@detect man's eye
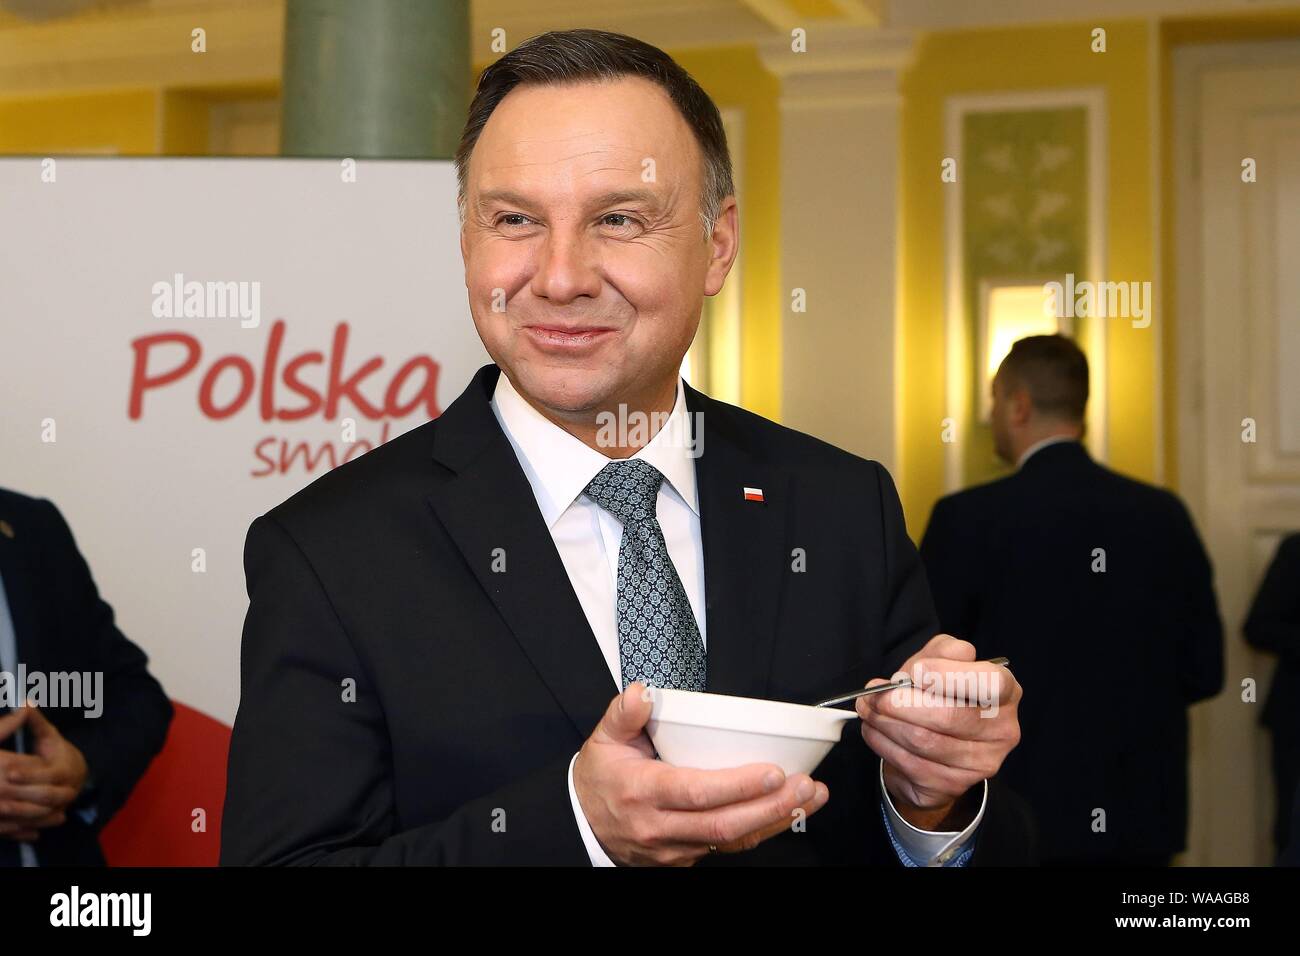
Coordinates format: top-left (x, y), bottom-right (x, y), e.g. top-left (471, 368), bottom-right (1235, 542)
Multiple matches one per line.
top-left (498, 214), bottom-right (531, 228)
top-left (601, 213), bottom-right (640, 231)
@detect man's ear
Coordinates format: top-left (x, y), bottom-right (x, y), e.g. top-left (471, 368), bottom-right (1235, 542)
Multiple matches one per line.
top-left (1011, 387), bottom-right (1034, 425)
top-left (703, 196), bottom-right (739, 297)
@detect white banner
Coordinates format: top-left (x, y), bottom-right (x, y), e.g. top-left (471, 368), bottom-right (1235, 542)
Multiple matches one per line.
top-left (0, 158), bottom-right (490, 726)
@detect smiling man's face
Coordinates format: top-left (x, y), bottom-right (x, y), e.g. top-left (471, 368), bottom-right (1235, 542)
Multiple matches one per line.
top-left (460, 75), bottom-right (737, 426)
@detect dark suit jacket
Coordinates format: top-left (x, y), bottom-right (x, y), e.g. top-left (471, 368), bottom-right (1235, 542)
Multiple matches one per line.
top-left (0, 489), bottom-right (173, 866)
top-left (919, 441), bottom-right (1224, 863)
top-left (1281, 782), bottom-right (1300, 867)
top-left (1246, 533), bottom-right (1300, 853)
top-left (220, 364), bottom-right (1035, 866)
top-left (1245, 533), bottom-right (1300, 738)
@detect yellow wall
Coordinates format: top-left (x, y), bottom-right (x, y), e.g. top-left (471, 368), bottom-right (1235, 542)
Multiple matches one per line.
top-left (0, 90), bottom-right (158, 155)
top-left (898, 21), bottom-right (1157, 532)
top-left (671, 46), bottom-right (782, 421)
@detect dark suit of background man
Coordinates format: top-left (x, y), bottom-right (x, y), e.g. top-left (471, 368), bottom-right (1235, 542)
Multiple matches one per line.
top-left (0, 488), bottom-right (173, 866)
top-left (920, 334), bottom-right (1224, 866)
top-left (222, 29), bottom-right (1035, 867)
top-left (1245, 533), bottom-right (1300, 860)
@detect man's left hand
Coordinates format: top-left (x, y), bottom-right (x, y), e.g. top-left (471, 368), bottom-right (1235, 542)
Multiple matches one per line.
top-left (857, 635), bottom-right (1021, 831)
top-left (0, 705), bottom-right (88, 841)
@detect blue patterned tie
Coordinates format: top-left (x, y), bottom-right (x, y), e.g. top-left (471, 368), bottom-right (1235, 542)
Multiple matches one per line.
top-left (584, 459), bottom-right (706, 691)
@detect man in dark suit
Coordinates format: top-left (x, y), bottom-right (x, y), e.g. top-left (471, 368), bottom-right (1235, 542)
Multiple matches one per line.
top-left (920, 334), bottom-right (1224, 865)
top-left (0, 488), bottom-right (173, 866)
top-left (221, 29), bottom-right (1033, 867)
top-left (1245, 533), bottom-right (1300, 859)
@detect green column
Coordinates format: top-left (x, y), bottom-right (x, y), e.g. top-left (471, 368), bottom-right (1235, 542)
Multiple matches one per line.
top-left (280, 0), bottom-right (469, 158)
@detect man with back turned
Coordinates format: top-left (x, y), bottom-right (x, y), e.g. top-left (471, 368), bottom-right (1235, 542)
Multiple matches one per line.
top-left (920, 334), bottom-right (1224, 865)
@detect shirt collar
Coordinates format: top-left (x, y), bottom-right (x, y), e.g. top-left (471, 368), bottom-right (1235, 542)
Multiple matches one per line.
top-left (489, 370), bottom-right (699, 529)
top-left (1016, 434), bottom-right (1079, 470)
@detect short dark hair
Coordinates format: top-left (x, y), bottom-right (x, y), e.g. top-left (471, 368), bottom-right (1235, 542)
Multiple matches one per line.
top-left (996, 334), bottom-right (1089, 422)
top-left (453, 28), bottom-right (734, 240)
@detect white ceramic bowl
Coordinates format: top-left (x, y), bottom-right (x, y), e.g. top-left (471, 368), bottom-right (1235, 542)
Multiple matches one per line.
top-left (645, 687), bottom-right (860, 776)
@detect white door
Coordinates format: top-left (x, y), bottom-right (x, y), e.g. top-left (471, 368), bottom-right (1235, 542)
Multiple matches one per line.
top-left (1176, 41), bottom-right (1300, 865)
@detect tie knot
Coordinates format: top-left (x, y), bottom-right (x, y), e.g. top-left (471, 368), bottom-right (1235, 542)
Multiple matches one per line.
top-left (584, 458), bottom-right (664, 524)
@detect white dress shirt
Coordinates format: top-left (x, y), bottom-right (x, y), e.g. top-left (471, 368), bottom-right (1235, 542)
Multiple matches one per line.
top-left (489, 370), bottom-right (983, 865)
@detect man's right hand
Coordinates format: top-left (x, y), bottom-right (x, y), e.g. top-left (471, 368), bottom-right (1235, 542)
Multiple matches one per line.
top-left (572, 682), bottom-right (830, 866)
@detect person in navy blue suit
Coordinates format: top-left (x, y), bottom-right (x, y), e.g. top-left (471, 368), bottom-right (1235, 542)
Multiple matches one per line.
top-left (0, 488), bottom-right (172, 866)
top-left (920, 335), bottom-right (1224, 866)
top-left (1245, 532), bottom-right (1300, 861)
top-left (221, 29), bottom-right (1035, 867)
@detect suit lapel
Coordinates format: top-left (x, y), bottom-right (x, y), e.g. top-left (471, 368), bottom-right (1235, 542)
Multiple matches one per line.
top-left (423, 366), bottom-right (793, 740)
top-left (688, 385), bottom-right (790, 700)
top-left (424, 365), bottom-right (616, 739)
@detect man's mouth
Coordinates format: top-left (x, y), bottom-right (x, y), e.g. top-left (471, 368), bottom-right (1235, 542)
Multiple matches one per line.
top-left (522, 324), bottom-right (617, 353)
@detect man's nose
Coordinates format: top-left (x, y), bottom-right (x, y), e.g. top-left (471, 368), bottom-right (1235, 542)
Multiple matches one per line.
top-left (529, 227), bottom-right (602, 303)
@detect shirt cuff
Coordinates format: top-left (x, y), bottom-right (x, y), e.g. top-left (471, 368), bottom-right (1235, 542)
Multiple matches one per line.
top-left (878, 758), bottom-right (986, 867)
top-left (567, 750), bottom-right (617, 867)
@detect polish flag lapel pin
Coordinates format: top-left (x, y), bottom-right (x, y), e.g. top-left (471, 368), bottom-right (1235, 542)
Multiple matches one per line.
top-left (743, 486), bottom-right (764, 503)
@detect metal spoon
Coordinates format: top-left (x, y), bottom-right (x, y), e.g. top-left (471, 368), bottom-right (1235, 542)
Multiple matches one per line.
top-left (812, 657), bottom-right (1011, 708)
